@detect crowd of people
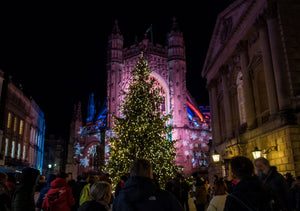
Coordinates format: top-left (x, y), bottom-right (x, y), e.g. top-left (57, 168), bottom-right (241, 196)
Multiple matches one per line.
top-left (0, 156), bottom-right (299, 211)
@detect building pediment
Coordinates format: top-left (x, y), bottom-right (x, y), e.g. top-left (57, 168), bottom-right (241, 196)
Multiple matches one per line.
top-left (202, 0), bottom-right (260, 78)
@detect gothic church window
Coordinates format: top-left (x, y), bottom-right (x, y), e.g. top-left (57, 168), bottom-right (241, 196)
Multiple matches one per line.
top-left (149, 75), bottom-right (166, 113)
top-left (236, 72), bottom-right (246, 125)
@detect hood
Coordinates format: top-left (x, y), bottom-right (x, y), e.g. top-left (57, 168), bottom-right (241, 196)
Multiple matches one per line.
top-left (118, 176), bottom-right (157, 203)
top-left (50, 177), bottom-right (67, 188)
top-left (20, 167), bottom-right (40, 186)
top-left (46, 174), bottom-right (56, 187)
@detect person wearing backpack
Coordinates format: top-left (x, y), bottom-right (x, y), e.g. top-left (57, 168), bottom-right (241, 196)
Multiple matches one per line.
top-left (42, 171), bottom-right (75, 211)
top-left (36, 173), bottom-right (56, 210)
top-left (112, 158), bottom-right (184, 211)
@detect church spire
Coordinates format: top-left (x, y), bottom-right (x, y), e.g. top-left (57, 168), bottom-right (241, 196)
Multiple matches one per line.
top-left (112, 19), bottom-right (121, 34)
top-left (170, 17), bottom-right (180, 32)
top-left (87, 92), bottom-right (95, 122)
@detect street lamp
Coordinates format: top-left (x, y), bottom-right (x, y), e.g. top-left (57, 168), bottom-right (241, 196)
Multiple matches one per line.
top-left (252, 147), bottom-right (262, 159)
top-left (212, 150), bottom-right (220, 163)
top-left (252, 145), bottom-right (278, 159)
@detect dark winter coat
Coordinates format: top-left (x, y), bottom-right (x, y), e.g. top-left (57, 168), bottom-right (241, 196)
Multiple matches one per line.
top-left (36, 174), bottom-right (56, 209)
top-left (114, 180), bottom-right (126, 198)
top-left (192, 182), bottom-right (207, 205)
top-left (290, 181), bottom-right (300, 211)
top-left (78, 200), bottom-right (109, 211)
top-left (224, 175), bottom-right (273, 211)
top-left (11, 167), bottom-right (40, 211)
top-left (72, 180), bottom-right (88, 208)
top-left (112, 176), bottom-right (184, 211)
top-left (0, 182), bottom-right (10, 211)
top-left (260, 166), bottom-right (290, 211)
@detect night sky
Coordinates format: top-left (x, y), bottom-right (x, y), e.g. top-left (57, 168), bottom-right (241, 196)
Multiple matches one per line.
top-left (0, 1), bottom-right (235, 138)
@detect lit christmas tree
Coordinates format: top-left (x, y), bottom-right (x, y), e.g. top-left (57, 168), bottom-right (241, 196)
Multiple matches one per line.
top-left (105, 53), bottom-right (181, 189)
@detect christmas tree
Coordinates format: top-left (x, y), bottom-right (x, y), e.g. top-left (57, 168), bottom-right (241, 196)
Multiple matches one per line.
top-left (105, 53), bottom-right (181, 189)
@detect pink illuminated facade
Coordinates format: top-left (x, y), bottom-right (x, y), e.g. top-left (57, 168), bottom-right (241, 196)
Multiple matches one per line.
top-left (67, 18), bottom-right (211, 178)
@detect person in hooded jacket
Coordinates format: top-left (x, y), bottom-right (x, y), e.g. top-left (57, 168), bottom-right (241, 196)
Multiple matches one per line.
top-left (112, 158), bottom-right (184, 211)
top-left (11, 167), bottom-right (40, 211)
top-left (42, 171), bottom-right (75, 211)
top-left (36, 173), bottom-right (56, 210)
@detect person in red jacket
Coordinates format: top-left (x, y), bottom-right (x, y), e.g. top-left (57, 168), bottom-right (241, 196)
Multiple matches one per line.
top-left (42, 172), bottom-right (75, 211)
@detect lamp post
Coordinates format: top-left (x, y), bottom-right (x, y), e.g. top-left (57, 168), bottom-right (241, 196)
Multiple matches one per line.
top-left (252, 147), bottom-right (262, 159)
top-left (212, 150), bottom-right (220, 163)
top-left (211, 150), bottom-right (224, 181)
top-left (252, 145), bottom-right (278, 159)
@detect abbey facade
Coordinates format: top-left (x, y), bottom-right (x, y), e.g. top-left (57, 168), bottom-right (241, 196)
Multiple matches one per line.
top-left (66, 18), bottom-right (211, 178)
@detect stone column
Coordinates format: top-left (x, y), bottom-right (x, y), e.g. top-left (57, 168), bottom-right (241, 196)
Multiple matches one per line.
top-left (220, 65), bottom-right (233, 138)
top-left (208, 80), bottom-right (221, 145)
top-left (236, 40), bottom-right (257, 129)
top-left (0, 70), bottom-right (4, 100)
top-left (266, 3), bottom-right (291, 112)
top-left (256, 16), bottom-right (279, 116)
top-left (0, 70), bottom-right (4, 160)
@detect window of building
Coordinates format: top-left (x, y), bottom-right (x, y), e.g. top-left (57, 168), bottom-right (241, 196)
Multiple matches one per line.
top-left (11, 141), bottom-right (15, 158)
top-left (5, 138), bottom-right (9, 156)
top-left (19, 120), bottom-right (24, 135)
top-left (236, 72), bottom-right (246, 124)
top-left (17, 143), bottom-right (21, 159)
top-left (22, 145), bottom-right (26, 160)
top-left (13, 117), bottom-right (18, 132)
top-left (7, 112), bottom-right (12, 128)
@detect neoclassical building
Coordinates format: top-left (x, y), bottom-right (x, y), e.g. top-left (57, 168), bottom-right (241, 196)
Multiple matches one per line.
top-left (202, 0), bottom-right (300, 180)
top-left (67, 18), bottom-right (212, 178)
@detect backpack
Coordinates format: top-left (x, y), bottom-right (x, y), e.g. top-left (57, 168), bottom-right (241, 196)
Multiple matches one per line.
top-left (42, 186), bottom-right (68, 211)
